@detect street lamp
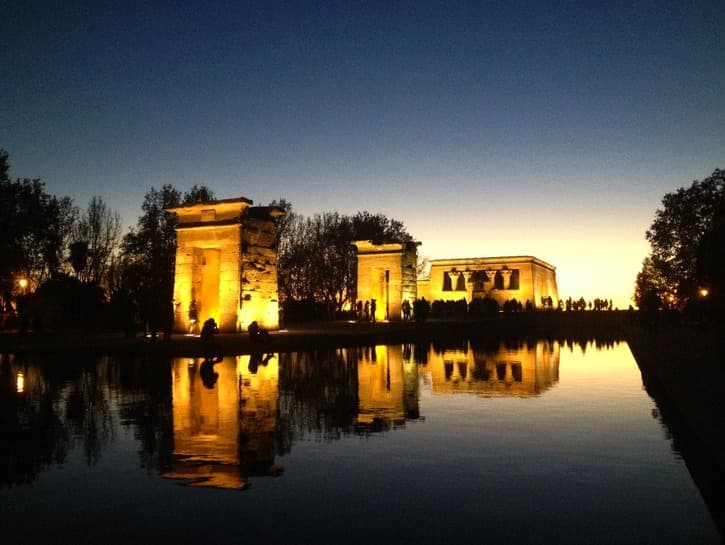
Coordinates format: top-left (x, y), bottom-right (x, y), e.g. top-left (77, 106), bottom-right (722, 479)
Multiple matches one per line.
top-left (18, 278), bottom-right (28, 293)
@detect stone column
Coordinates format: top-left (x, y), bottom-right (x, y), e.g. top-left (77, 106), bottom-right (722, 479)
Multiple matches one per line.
top-left (448, 270), bottom-right (461, 292)
top-left (501, 268), bottom-right (512, 290)
top-left (463, 270), bottom-right (474, 301)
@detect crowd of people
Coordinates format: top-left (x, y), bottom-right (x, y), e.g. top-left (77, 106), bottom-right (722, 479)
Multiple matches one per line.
top-left (355, 299), bottom-right (378, 321)
top-left (353, 298), bottom-right (416, 322)
top-left (560, 297), bottom-right (615, 312)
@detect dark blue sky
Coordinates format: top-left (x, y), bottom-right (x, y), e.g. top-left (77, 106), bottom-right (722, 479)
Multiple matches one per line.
top-left (2, 1), bottom-right (724, 305)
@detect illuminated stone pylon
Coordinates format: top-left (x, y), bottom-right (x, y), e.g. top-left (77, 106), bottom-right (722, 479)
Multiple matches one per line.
top-left (167, 198), bottom-right (283, 333)
top-left (353, 241), bottom-right (419, 321)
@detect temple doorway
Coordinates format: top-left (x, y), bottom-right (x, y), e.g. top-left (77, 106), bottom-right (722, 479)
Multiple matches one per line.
top-left (197, 248), bottom-right (220, 324)
top-left (373, 269), bottom-right (390, 321)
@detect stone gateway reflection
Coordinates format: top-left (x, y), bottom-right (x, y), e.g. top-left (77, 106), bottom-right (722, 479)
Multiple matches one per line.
top-left (164, 355), bottom-right (281, 489)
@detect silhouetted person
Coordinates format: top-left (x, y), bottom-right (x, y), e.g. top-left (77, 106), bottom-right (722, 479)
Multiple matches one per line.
top-left (370, 299), bottom-right (377, 322)
top-left (248, 320), bottom-right (268, 343)
top-left (364, 300), bottom-right (370, 321)
top-left (402, 299), bottom-right (411, 321)
top-left (200, 317), bottom-right (219, 358)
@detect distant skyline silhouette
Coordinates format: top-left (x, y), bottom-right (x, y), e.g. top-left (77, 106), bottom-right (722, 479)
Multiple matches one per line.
top-left (2, 1), bottom-right (723, 308)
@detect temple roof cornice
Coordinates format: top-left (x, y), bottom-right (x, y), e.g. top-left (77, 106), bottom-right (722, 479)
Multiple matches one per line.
top-left (430, 255), bottom-right (556, 271)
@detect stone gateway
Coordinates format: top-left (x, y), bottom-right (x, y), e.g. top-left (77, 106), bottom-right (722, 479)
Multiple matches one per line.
top-left (353, 241), bottom-right (420, 321)
top-left (167, 198), bottom-right (283, 333)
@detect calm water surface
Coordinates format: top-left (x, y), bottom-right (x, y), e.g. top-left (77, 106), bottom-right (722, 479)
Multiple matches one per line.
top-left (0, 339), bottom-right (719, 544)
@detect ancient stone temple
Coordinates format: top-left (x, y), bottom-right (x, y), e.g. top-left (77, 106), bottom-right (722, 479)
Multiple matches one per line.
top-left (167, 198), bottom-right (283, 333)
top-left (353, 241), bottom-right (419, 321)
top-left (417, 255), bottom-right (559, 309)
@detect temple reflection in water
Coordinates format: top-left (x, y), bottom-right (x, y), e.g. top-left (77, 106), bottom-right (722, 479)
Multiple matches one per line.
top-left (355, 345), bottom-right (419, 431)
top-left (164, 354), bottom-right (281, 489)
top-left (422, 339), bottom-right (560, 397)
top-left (161, 340), bottom-right (558, 488)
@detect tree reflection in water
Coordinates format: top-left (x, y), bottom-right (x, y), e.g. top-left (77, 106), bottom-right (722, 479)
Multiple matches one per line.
top-left (277, 349), bottom-right (358, 447)
top-left (0, 352), bottom-right (174, 487)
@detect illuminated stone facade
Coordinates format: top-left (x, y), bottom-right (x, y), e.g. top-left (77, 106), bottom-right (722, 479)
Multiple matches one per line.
top-left (417, 255), bottom-right (559, 309)
top-left (353, 241), bottom-right (419, 321)
top-left (168, 198), bottom-right (283, 333)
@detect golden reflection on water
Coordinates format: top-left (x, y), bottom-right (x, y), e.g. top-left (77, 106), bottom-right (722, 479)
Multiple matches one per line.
top-left (422, 340), bottom-right (560, 397)
top-left (355, 345), bottom-right (419, 430)
top-left (164, 354), bottom-right (281, 489)
top-left (163, 341), bottom-right (559, 488)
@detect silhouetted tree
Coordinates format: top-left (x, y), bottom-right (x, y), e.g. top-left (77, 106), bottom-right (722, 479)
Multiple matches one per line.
top-left (275, 204), bottom-right (413, 314)
top-left (121, 186), bottom-right (181, 335)
top-left (694, 199), bottom-right (725, 320)
top-left (183, 184), bottom-right (216, 204)
top-left (695, 216), bottom-right (725, 293)
top-left (634, 256), bottom-right (673, 309)
top-left (69, 241), bottom-right (90, 277)
top-left (635, 169), bottom-right (724, 308)
top-left (42, 196), bottom-right (77, 278)
top-left (269, 198), bottom-right (296, 248)
top-left (70, 196), bottom-right (121, 288)
top-left (0, 150), bottom-right (77, 311)
top-left (30, 274), bottom-right (108, 330)
top-left (120, 185), bottom-right (215, 335)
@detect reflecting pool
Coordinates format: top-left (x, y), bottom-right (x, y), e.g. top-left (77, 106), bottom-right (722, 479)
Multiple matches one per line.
top-left (0, 339), bottom-right (719, 544)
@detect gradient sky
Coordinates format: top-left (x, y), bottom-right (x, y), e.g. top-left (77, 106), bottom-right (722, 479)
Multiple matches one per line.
top-left (2, 1), bottom-right (724, 308)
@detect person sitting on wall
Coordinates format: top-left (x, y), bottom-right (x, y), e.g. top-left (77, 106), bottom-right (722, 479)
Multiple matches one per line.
top-left (248, 320), bottom-right (269, 343)
top-left (200, 317), bottom-right (219, 358)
